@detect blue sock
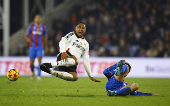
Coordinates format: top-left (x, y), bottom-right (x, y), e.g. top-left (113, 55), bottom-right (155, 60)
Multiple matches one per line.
top-left (115, 87), bottom-right (131, 96)
top-left (131, 91), bottom-right (152, 96)
top-left (30, 65), bottom-right (34, 73)
top-left (37, 65), bottom-right (41, 77)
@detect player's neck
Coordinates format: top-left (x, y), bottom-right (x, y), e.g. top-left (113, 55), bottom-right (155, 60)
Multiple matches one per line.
top-left (35, 23), bottom-right (41, 26)
top-left (114, 74), bottom-right (124, 82)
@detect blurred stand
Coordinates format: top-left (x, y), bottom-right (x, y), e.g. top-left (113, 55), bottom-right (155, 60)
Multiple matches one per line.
top-left (2, 0), bottom-right (170, 58)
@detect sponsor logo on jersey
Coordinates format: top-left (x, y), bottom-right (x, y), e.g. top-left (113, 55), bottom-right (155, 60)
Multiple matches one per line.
top-left (32, 31), bottom-right (42, 35)
top-left (72, 42), bottom-right (85, 51)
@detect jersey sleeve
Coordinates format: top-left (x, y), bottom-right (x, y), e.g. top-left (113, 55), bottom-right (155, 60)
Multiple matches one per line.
top-left (26, 25), bottom-right (32, 35)
top-left (103, 63), bottom-right (117, 79)
top-left (43, 26), bottom-right (47, 36)
top-left (59, 32), bottom-right (74, 53)
top-left (82, 43), bottom-right (93, 78)
top-left (82, 43), bottom-right (89, 58)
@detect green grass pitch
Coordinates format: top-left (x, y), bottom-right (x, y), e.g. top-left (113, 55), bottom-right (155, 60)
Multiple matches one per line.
top-left (0, 76), bottom-right (169, 106)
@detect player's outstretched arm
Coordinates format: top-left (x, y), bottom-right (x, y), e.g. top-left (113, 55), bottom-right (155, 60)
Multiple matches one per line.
top-left (90, 77), bottom-right (101, 82)
top-left (152, 94), bottom-right (161, 96)
top-left (82, 43), bottom-right (101, 82)
top-left (83, 57), bottom-right (101, 82)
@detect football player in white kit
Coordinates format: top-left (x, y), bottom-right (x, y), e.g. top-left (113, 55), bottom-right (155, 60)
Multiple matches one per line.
top-left (40, 22), bottom-right (100, 82)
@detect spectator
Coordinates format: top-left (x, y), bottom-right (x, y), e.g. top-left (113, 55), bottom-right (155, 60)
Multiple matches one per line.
top-left (164, 48), bottom-right (170, 57)
top-left (118, 39), bottom-right (129, 57)
top-left (137, 48), bottom-right (147, 57)
top-left (146, 45), bottom-right (158, 57)
top-left (16, 0), bottom-right (170, 57)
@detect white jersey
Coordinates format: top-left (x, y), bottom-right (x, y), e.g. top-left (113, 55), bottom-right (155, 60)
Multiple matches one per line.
top-left (59, 31), bottom-right (93, 78)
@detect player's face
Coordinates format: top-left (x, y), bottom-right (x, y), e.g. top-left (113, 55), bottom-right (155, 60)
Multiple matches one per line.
top-left (34, 15), bottom-right (42, 24)
top-left (75, 23), bottom-right (86, 38)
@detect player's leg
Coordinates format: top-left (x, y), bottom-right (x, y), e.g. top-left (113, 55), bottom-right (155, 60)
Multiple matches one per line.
top-left (69, 72), bottom-right (78, 81)
top-left (50, 70), bottom-right (78, 81)
top-left (40, 53), bottom-right (78, 81)
top-left (131, 91), bottom-right (153, 96)
top-left (51, 52), bottom-right (78, 67)
top-left (30, 59), bottom-right (35, 80)
top-left (29, 47), bottom-right (36, 80)
top-left (41, 65), bottom-right (77, 81)
top-left (130, 83), bottom-right (153, 96)
top-left (50, 58), bottom-right (77, 67)
top-left (37, 57), bottom-right (42, 81)
top-left (40, 55), bottom-right (77, 72)
top-left (107, 83), bottom-right (139, 96)
top-left (40, 53), bottom-right (77, 73)
top-left (36, 47), bottom-right (44, 81)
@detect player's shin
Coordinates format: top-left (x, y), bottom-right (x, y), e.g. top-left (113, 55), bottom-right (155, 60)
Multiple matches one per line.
top-left (108, 87), bottom-right (131, 96)
top-left (37, 65), bottom-right (41, 77)
top-left (51, 58), bottom-right (76, 67)
top-left (40, 63), bottom-right (52, 74)
top-left (30, 65), bottom-right (35, 73)
top-left (51, 70), bottom-right (73, 81)
top-left (116, 87), bottom-right (131, 96)
top-left (30, 65), bottom-right (35, 80)
top-left (131, 91), bottom-right (152, 96)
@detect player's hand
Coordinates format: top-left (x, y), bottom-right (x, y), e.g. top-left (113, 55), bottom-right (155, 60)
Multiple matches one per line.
top-left (61, 52), bottom-right (70, 62)
top-left (26, 38), bottom-right (30, 43)
top-left (90, 77), bottom-right (101, 82)
top-left (45, 46), bottom-right (48, 54)
top-left (152, 94), bottom-right (161, 96)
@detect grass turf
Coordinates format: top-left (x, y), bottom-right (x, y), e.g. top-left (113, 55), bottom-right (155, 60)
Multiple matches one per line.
top-left (0, 76), bottom-right (169, 106)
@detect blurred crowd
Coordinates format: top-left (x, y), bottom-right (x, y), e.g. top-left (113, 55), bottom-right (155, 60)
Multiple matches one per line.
top-left (16, 0), bottom-right (170, 57)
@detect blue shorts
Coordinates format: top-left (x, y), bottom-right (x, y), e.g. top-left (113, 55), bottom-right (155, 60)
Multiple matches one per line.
top-left (29, 47), bottom-right (44, 60)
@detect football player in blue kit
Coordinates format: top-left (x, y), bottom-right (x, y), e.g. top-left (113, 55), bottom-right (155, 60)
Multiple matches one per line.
top-left (103, 60), bottom-right (159, 96)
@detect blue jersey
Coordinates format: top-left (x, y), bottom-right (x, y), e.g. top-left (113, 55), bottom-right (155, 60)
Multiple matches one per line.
top-left (103, 63), bottom-right (124, 91)
top-left (26, 24), bottom-right (47, 47)
top-left (106, 75), bottom-right (124, 91)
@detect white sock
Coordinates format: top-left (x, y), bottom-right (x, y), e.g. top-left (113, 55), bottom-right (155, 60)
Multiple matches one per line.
top-left (51, 58), bottom-right (75, 67)
top-left (50, 69), bottom-right (73, 81)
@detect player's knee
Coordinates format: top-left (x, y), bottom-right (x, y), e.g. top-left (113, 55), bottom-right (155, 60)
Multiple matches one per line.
top-left (72, 77), bottom-right (78, 81)
top-left (30, 63), bottom-right (34, 66)
top-left (133, 83), bottom-right (139, 90)
top-left (75, 61), bottom-right (78, 65)
top-left (70, 56), bottom-right (78, 65)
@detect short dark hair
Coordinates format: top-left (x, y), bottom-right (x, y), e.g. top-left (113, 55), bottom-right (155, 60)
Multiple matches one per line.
top-left (35, 14), bottom-right (41, 18)
top-left (125, 62), bottom-right (131, 72)
top-left (76, 22), bottom-right (85, 26)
